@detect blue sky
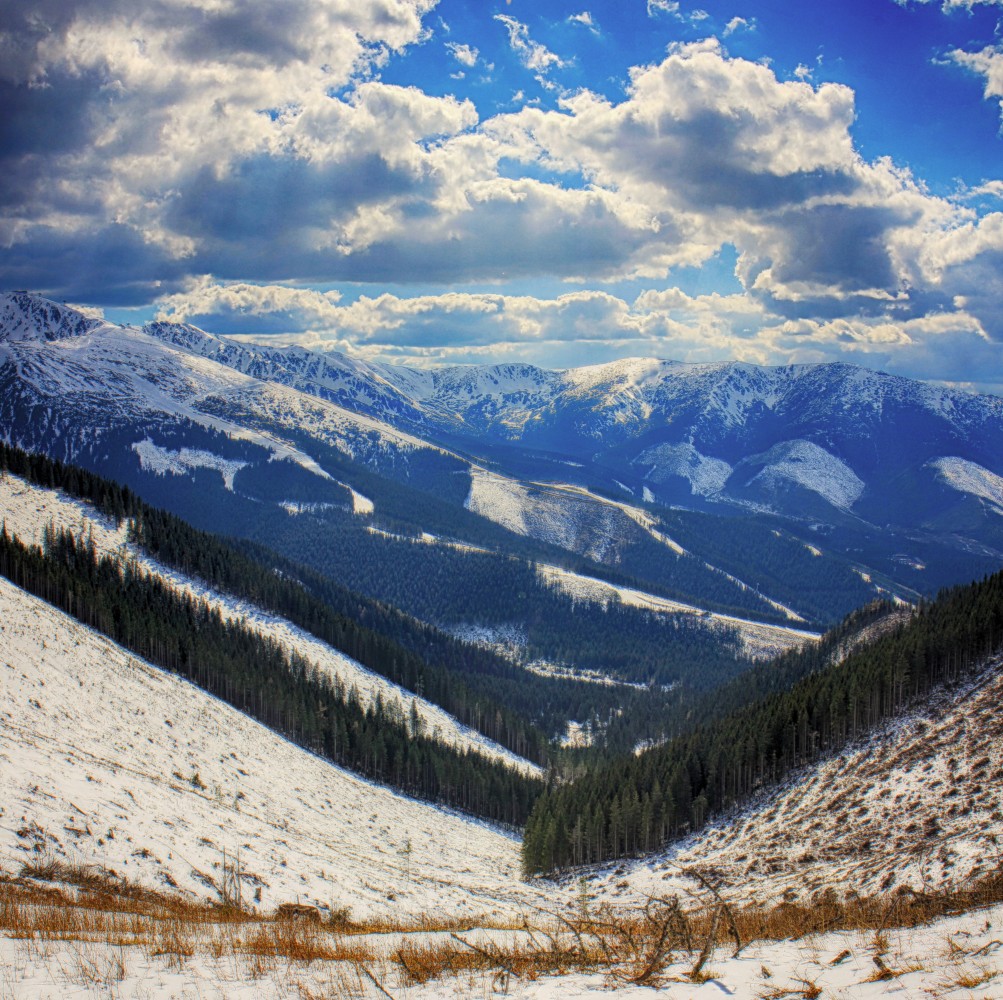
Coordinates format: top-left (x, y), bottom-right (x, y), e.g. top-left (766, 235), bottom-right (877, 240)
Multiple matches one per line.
top-left (2, 1), bottom-right (1003, 388)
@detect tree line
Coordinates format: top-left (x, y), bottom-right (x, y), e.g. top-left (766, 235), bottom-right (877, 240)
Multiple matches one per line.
top-left (523, 569), bottom-right (1003, 873)
top-left (0, 522), bottom-right (543, 826)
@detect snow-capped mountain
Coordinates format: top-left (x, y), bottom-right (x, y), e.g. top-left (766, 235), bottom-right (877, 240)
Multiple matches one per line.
top-left (137, 300), bottom-right (1003, 534)
top-left (3, 291), bottom-right (1003, 632)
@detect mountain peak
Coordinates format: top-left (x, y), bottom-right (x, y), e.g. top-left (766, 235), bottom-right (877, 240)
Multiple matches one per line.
top-left (0, 292), bottom-right (105, 344)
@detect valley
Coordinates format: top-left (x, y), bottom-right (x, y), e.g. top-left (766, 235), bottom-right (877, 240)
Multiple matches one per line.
top-left (1, 294), bottom-right (1003, 997)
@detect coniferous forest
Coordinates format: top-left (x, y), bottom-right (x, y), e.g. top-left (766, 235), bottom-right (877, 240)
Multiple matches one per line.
top-left (0, 522), bottom-right (542, 826)
top-left (522, 570), bottom-right (1003, 873)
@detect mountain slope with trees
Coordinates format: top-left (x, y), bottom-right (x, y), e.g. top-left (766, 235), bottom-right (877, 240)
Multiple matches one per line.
top-left (523, 568), bottom-right (1003, 872)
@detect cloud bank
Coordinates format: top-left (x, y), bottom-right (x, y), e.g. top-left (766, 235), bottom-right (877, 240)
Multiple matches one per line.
top-left (1, 1), bottom-right (1002, 386)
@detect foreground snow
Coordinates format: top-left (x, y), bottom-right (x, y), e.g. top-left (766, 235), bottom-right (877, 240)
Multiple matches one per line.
top-left (0, 901), bottom-right (999, 998)
top-left (0, 575), bottom-right (547, 921)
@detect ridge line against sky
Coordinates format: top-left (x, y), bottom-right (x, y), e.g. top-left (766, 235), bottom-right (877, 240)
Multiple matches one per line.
top-left (2, 0), bottom-right (1003, 390)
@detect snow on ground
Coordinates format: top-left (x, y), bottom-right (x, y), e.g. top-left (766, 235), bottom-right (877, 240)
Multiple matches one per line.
top-left (132, 439), bottom-right (248, 491)
top-left (410, 905), bottom-right (1003, 999)
top-left (464, 469), bottom-right (622, 562)
top-left (465, 468), bottom-right (698, 560)
top-left (0, 576), bottom-right (546, 923)
top-left (699, 559), bottom-right (809, 623)
top-left (349, 486), bottom-right (375, 515)
top-left (931, 455), bottom-right (1003, 513)
top-left (0, 473), bottom-right (539, 776)
top-left (2, 901), bottom-right (998, 999)
top-left (635, 442), bottom-right (732, 498)
top-left (749, 439), bottom-right (865, 510)
top-left (585, 654), bottom-right (1003, 913)
top-left (537, 564), bottom-right (818, 661)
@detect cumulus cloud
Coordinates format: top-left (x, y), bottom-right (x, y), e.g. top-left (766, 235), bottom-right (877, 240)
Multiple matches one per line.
top-left (948, 45), bottom-right (1003, 121)
top-left (0, 0), bottom-right (442, 299)
top-left (2, 5), bottom-right (1002, 384)
top-left (568, 12), bottom-right (599, 34)
top-left (152, 278), bottom-right (1003, 391)
top-left (156, 281), bottom-right (646, 357)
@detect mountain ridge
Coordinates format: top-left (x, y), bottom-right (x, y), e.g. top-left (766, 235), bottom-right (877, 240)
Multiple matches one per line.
top-left (3, 289), bottom-right (1002, 645)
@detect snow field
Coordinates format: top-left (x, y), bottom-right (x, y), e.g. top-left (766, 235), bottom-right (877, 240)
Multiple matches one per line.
top-left (464, 468), bottom-right (692, 563)
top-left (0, 576), bottom-right (546, 922)
top-left (0, 473), bottom-right (540, 776)
top-left (132, 439), bottom-right (248, 490)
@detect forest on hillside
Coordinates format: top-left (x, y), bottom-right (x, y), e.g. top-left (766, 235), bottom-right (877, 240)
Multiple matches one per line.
top-left (523, 570), bottom-right (1003, 872)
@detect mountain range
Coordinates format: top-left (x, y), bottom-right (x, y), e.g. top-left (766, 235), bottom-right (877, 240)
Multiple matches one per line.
top-left (3, 289), bottom-right (1003, 674)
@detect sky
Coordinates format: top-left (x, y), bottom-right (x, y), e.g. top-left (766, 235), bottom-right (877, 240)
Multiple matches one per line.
top-left (2, 1), bottom-right (1003, 388)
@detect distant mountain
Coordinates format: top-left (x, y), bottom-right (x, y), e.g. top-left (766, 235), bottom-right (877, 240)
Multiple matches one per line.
top-left (2, 290), bottom-right (1002, 649)
top-left (137, 303), bottom-right (1003, 542)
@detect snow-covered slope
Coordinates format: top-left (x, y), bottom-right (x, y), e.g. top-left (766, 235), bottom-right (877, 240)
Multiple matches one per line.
top-left (930, 455), bottom-right (1003, 514)
top-left (0, 472), bottom-right (539, 775)
top-left (736, 438), bottom-right (866, 511)
top-left (587, 651), bottom-right (1003, 911)
top-left (0, 576), bottom-right (544, 921)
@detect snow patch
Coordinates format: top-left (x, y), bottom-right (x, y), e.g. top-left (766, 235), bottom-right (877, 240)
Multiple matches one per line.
top-left (348, 487), bottom-right (374, 515)
top-left (930, 455), bottom-right (1003, 513)
top-left (537, 564), bottom-right (818, 661)
top-left (748, 439), bottom-right (864, 510)
top-left (635, 442), bottom-right (732, 497)
top-left (132, 439), bottom-right (248, 490)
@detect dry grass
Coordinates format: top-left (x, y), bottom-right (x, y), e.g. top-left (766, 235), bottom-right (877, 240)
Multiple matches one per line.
top-left (3, 858), bottom-right (1003, 993)
top-left (721, 865), bottom-right (1003, 945)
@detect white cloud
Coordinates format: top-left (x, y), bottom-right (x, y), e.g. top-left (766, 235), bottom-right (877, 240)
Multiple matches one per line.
top-left (153, 277), bottom-right (1003, 389)
top-left (446, 42), bottom-right (479, 68)
top-left (4, 6), bottom-right (1003, 381)
top-left (646, 1), bottom-right (680, 18)
top-left (895, 0), bottom-right (1003, 9)
top-left (494, 14), bottom-right (566, 73)
top-left (724, 16), bottom-right (754, 35)
top-left (948, 45), bottom-right (1003, 121)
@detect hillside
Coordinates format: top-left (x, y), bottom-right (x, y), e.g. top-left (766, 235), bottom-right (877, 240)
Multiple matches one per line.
top-left (523, 564), bottom-right (1003, 874)
top-left (0, 469), bottom-right (535, 775)
top-left (583, 649), bottom-right (1003, 911)
top-left (0, 575), bottom-right (544, 922)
